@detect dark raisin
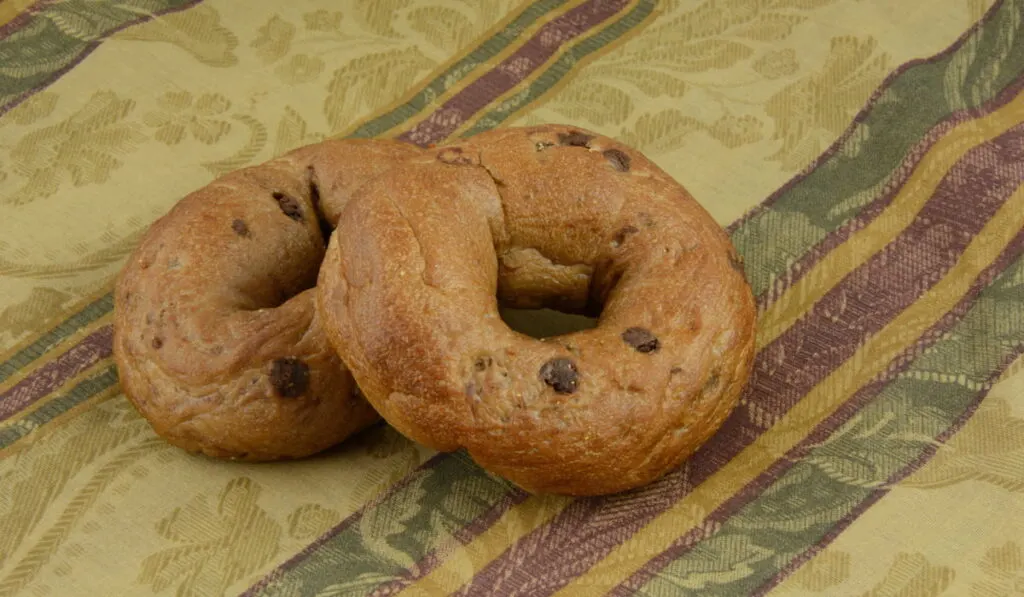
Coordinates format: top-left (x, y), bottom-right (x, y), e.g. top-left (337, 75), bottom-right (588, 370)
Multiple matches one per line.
top-left (151, 337), bottom-right (163, 349)
top-left (535, 141), bottom-right (554, 151)
top-left (558, 131), bottom-right (592, 147)
top-left (539, 357), bottom-right (579, 394)
top-left (622, 327), bottom-right (660, 353)
top-left (612, 225), bottom-right (638, 247)
top-left (269, 357), bottom-right (310, 398)
top-left (231, 219), bottom-right (250, 237)
top-left (273, 192), bottom-right (303, 222)
top-left (474, 356), bottom-right (492, 371)
top-left (603, 149), bottom-right (631, 171)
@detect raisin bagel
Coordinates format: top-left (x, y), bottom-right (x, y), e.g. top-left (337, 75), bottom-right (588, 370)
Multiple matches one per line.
top-left (113, 138), bottom-right (421, 461)
top-left (317, 125), bottom-right (757, 495)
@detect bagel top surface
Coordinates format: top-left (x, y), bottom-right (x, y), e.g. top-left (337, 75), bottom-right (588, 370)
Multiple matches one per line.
top-left (112, 138), bottom-right (420, 461)
top-left (317, 125), bottom-right (757, 496)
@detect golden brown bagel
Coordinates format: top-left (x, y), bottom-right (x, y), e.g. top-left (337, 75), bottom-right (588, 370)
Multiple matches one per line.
top-left (113, 138), bottom-right (421, 461)
top-left (317, 125), bottom-right (757, 495)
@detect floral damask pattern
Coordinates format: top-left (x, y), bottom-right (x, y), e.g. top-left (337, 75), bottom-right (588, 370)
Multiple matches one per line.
top-left (5, 91), bottom-right (145, 206)
top-left (0, 1), bottom-right (1013, 596)
top-left (143, 91), bottom-right (232, 145)
top-left (138, 477), bottom-right (284, 596)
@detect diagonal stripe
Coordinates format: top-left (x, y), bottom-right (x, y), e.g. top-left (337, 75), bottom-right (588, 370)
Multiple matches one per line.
top-left (4, 0), bottom-right (1019, 392)
top-left (2, 2), bottom-right (1015, 593)
top-left (751, 354), bottom-right (1024, 597)
top-left (240, 451), bottom-right (514, 597)
top-left (0, 0), bottom-right (40, 30)
top-left (0, 314), bottom-right (111, 402)
top-left (346, 0), bottom-right (587, 140)
top-left (438, 116), bottom-right (1024, 597)
top-left (755, 71), bottom-right (1024, 311)
top-left (450, 0), bottom-right (655, 140)
top-left (553, 183), bottom-right (1024, 597)
top-left (757, 89), bottom-right (1024, 349)
top-left (0, 324), bottom-right (112, 422)
top-left (730, 0), bottom-right (1024, 294)
top-left (610, 227), bottom-right (1024, 596)
top-left (395, 0), bottom-right (650, 146)
top-left (0, 291), bottom-right (112, 384)
top-left (0, 362), bottom-right (118, 452)
top-left (0, 0), bottom-right (206, 115)
top-left (0, 0), bottom-right (652, 449)
top-left (238, 4), bottom-right (1024, 590)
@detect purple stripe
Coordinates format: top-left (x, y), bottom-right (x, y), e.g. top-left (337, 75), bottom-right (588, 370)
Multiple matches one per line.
top-left (0, 0), bottom-right (207, 116)
top-left (0, 324), bottom-right (112, 422)
top-left (0, 0), bottom-right (51, 38)
top-left (396, 0), bottom-right (629, 147)
top-left (751, 342), bottom-right (1024, 597)
top-left (760, 73), bottom-right (1024, 309)
top-left (610, 226), bottom-right (1024, 596)
top-left (238, 451), bottom-right (450, 597)
top-left (450, 123), bottom-right (1024, 597)
top-left (724, 0), bottom-right (1007, 236)
top-left (370, 489), bottom-right (531, 596)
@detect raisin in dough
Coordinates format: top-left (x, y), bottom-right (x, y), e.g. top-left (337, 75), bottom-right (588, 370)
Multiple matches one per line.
top-left (113, 138), bottom-right (421, 460)
top-left (317, 125), bottom-right (757, 495)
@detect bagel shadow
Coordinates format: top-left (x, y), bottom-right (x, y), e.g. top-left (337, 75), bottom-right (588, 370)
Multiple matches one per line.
top-left (497, 306), bottom-right (598, 338)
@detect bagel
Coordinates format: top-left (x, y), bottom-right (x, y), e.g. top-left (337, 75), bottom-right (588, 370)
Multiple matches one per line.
top-left (317, 125), bottom-right (757, 495)
top-left (113, 138), bottom-right (421, 461)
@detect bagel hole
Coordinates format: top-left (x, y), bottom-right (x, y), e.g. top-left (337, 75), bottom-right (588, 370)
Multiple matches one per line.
top-left (498, 306), bottom-right (597, 339)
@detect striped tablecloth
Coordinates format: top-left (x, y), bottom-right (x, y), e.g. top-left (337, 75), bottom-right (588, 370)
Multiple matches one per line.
top-left (2, 0), bottom-right (1023, 595)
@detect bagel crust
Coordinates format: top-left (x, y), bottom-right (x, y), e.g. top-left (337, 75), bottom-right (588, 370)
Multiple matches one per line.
top-left (318, 125), bottom-right (757, 495)
top-left (113, 138), bottom-right (420, 461)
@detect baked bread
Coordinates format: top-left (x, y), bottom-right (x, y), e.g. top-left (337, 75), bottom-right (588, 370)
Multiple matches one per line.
top-left (317, 125), bottom-right (757, 495)
top-left (113, 139), bottom-right (420, 460)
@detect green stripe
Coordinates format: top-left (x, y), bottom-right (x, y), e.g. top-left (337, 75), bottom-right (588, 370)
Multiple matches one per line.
top-left (731, 0), bottom-right (1024, 298)
top-left (238, 3), bottom-right (1024, 593)
top-left (0, 0), bottom-right (202, 110)
top-left (0, 364), bottom-right (118, 450)
top-left (254, 451), bottom-right (517, 597)
top-left (0, 0), bottom-right (560, 376)
top-left (634, 255), bottom-right (1024, 597)
top-left (459, 0), bottom-right (656, 139)
top-left (346, 0), bottom-right (570, 140)
top-left (0, 293), bottom-right (112, 384)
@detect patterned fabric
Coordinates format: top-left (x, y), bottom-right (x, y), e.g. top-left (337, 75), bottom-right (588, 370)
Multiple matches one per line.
top-left (1, 0), bottom-right (1022, 595)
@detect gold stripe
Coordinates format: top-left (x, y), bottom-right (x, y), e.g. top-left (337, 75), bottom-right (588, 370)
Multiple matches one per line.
top-left (0, 0), bottom-right (570, 366)
top-left (0, 356), bottom-right (114, 436)
top-left (0, 283), bottom-right (113, 366)
top-left (393, 89), bottom-right (1024, 595)
top-left (0, 379), bottom-right (121, 460)
top-left (0, 314), bottom-right (113, 397)
top-left (445, 0), bottom-right (647, 140)
top-left (397, 11), bottom-right (660, 592)
top-left (404, 495), bottom-right (572, 596)
top-left (0, 0), bottom-right (35, 29)
top-left (553, 184), bottom-right (1024, 596)
top-left (380, 0), bottom-right (596, 141)
top-left (757, 90), bottom-right (1024, 351)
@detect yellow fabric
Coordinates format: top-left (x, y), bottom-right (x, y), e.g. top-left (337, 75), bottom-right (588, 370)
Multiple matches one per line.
top-left (0, 1), bottom-right (1016, 596)
top-left (772, 354), bottom-right (1024, 596)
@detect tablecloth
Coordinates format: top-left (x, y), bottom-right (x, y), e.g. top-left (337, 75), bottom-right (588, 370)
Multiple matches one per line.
top-left (2, 0), bottom-right (1023, 595)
